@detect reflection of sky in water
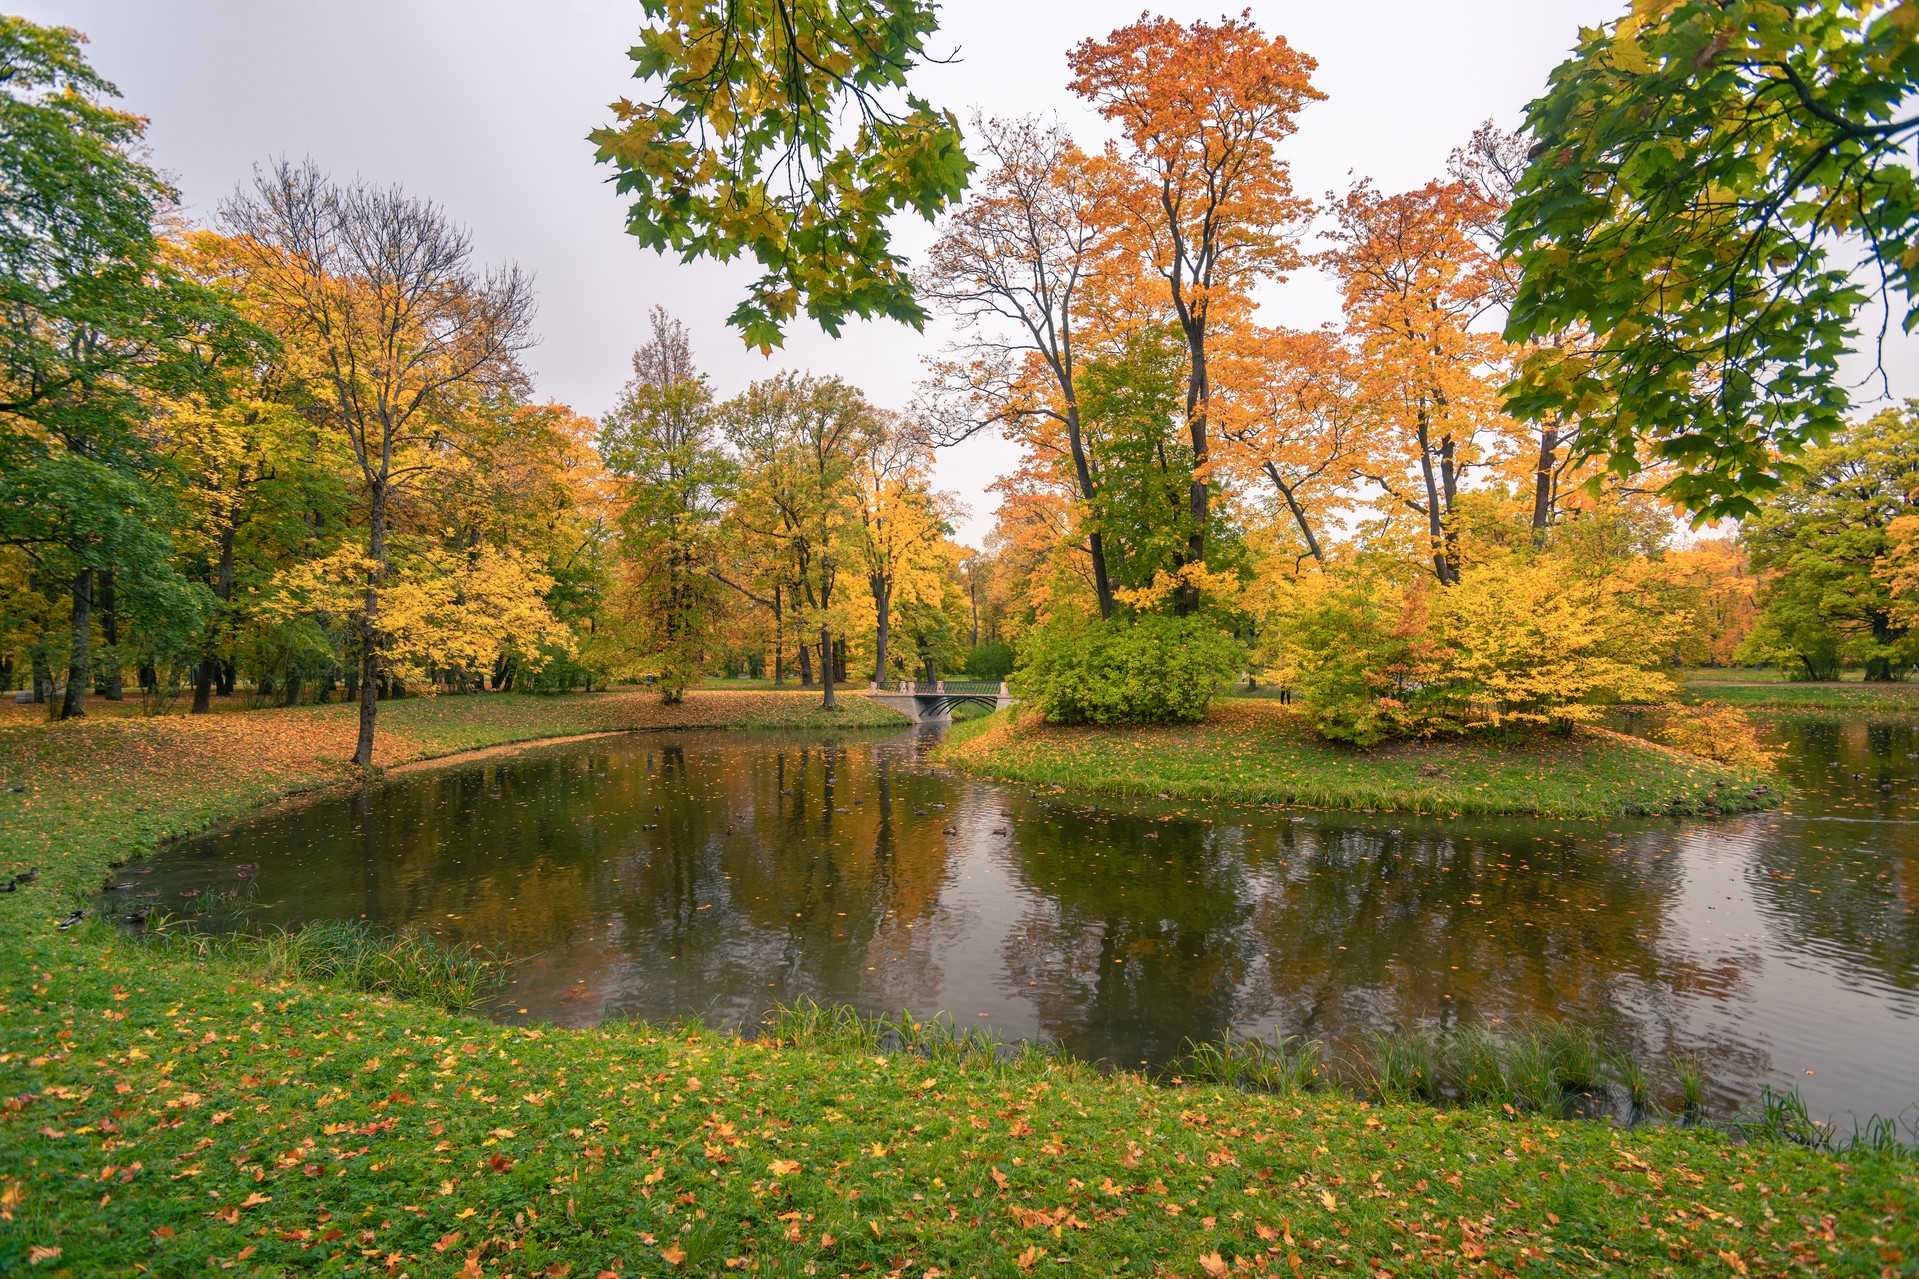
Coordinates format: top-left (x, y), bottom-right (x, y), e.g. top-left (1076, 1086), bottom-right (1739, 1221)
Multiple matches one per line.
top-left (131, 717), bottom-right (1918, 1127)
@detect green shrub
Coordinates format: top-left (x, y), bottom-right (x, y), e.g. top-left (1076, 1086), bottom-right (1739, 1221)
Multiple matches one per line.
top-left (963, 640), bottom-right (1015, 680)
top-left (1016, 614), bottom-right (1239, 725)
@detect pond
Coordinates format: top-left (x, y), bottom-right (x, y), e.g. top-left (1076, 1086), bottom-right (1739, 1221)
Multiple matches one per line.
top-left (120, 716), bottom-right (1917, 1129)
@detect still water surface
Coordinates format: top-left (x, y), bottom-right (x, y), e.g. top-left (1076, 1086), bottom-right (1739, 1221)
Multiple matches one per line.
top-left (132, 718), bottom-right (1917, 1127)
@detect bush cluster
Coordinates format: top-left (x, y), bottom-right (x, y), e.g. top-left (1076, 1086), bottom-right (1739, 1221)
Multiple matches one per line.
top-left (1278, 556), bottom-right (1684, 746)
top-left (1016, 614), bottom-right (1239, 725)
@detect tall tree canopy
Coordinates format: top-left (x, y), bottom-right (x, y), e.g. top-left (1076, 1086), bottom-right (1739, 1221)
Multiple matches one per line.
top-left (222, 160), bottom-right (539, 764)
top-left (592, 0), bottom-right (973, 351)
top-left (1068, 12), bottom-right (1321, 612)
top-left (1503, 0), bottom-right (1919, 519)
top-left (0, 17), bottom-right (249, 719)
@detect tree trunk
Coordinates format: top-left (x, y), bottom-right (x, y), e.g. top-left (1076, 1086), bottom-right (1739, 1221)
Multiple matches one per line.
top-left (0, 652), bottom-right (12, 692)
top-left (1263, 462), bottom-right (1325, 564)
top-left (192, 658), bottom-right (215, 714)
top-left (29, 641), bottom-right (51, 704)
top-left (967, 572), bottom-right (979, 648)
top-left (818, 622), bottom-right (836, 709)
top-left (1416, 410), bottom-right (1455, 585)
top-left (1177, 338), bottom-right (1211, 617)
top-left (58, 568), bottom-right (91, 719)
top-left (97, 567), bottom-right (122, 699)
top-left (354, 485), bottom-right (387, 767)
top-left (281, 670), bottom-right (302, 706)
top-left (870, 575), bottom-right (892, 684)
top-left (771, 584), bottom-right (784, 685)
top-left (1530, 421), bottom-right (1560, 538)
top-left (796, 627), bottom-right (813, 686)
top-left (1061, 399), bottom-right (1117, 620)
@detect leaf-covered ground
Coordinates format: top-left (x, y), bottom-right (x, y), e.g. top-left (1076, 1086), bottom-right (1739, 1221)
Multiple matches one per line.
top-left (1, 691), bottom-right (1912, 1277)
top-left (939, 702), bottom-right (1777, 820)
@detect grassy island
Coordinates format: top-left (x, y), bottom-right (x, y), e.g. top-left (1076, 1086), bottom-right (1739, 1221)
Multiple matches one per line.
top-left (2, 690), bottom-right (1909, 1277)
top-left (938, 700), bottom-right (1777, 820)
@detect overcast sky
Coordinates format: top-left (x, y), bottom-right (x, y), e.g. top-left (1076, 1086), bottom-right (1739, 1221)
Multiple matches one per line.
top-left (24, 1), bottom-right (1916, 543)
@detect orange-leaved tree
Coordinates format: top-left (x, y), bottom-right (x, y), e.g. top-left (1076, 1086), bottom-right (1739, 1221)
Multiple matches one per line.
top-left (1213, 324), bottom-right (1367, 569)
top-left (919, 115), bottom-right (1122, 617)
top-left (1068, 12), bottom-right (1321, 613)
top-left (1320, 174), bottom-right (1516, 585)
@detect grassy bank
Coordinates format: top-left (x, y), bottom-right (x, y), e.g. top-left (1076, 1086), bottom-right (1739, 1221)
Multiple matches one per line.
top-left (2, 690), bottom-right (1911, 1276)
top-left (1684, 677), bottom-right (1919, 712)
top-left (939, 701), bottom-right (1776, 819)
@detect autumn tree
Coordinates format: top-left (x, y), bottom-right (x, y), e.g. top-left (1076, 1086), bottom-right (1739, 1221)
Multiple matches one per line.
top-left (600, 308), bottom-right (732, 702)
top-left (851, 413), bottom-right (948, 683)
top-left (592, 0), bottom-right (972, 350)
top-left (920, 115), bottom-right (1122, 617)
top-left (1742, 404), bottom-right (1919, 681)
top-left (1214, 326), bottom-right (1366, 567)
top-left (222, 160), bottom-right (536, 765)
top-left (1068, 13), bottom-right (1321, 612)
top-left (724, 374), bottom-right (878, 708)
top-left (0, 19), bottom-right (257, 718)
top-left (1502, 1), bottom-right (1919, 520)
top-left (1320, 175), bottom-right (1515, 584)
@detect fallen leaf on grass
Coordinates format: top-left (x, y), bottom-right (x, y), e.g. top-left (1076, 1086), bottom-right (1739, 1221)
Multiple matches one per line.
top-left (27, 1246), bottom-right (59, 1265)
top-left (1199, 1253), bottom-right (1231, 1278)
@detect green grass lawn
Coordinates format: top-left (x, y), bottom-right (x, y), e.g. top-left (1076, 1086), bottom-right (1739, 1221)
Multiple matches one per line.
top-left (1683, 677), bottom-right (1919, 711)
top-left (939, 701), bottom-right (1777, 819)
top-left (0, 691), bottom-right (1910, 1276)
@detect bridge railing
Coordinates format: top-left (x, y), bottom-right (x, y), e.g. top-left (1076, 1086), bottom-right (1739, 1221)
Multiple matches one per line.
top-left (871, 678), bottom-right (1010, 697)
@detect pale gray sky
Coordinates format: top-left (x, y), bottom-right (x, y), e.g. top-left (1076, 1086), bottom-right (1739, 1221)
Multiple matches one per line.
top-left (24, 1), bottom-right (1916, 542)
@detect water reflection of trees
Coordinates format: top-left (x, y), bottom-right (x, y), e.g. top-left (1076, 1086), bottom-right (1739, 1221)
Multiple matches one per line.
top-left (1748, 719), bottom-right (1919, 993)
top-left (997, 802), bottom-right (1729, 1067)
top-left (195, 735), bottom-right (964, 1030)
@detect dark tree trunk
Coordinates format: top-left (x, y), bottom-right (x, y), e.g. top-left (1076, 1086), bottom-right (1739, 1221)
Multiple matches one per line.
top-left (1175, 336), bottom-right (1211, 617)
top-left (97, 567), bottom-right (122, 699)
top-left (138, 661), bottom-right (155, 692)
top-left (1416, 410), bottom-right (1456, 586)
top-left (871, 575), bottom-right (892, 684)
top-left (58, 568), bottom-right (92, 719)
top-left (1262, 462), bottom-right (1325, 564)
top-left (0, 652), bottom-right (12, 693)
top-left (772, 584), bottom-right (784, 686)
top-left (796, 630), bottom-right (813, 687)
top-left (192, 658), bottom-right (215, 714)
top-left (30, 642), bottom-right (51, 704)
top-left (1531, 421), bottom-right (1560, 538)
top-left (354, 483), bottom-right (387, 767)
top-left (818, 622), bottom-right (836, 709)
top-left (1061, 397), bottom-right (1116, 620)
